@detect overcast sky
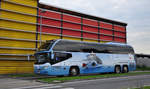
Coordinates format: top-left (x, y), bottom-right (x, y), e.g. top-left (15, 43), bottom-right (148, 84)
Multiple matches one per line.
top-left (40, 0), bottom-right (150, 54)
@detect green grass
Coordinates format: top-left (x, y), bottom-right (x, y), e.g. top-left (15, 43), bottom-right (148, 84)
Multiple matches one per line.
top-left (39, 72), bottom-right (150, 83)
top-left (130, 86), bottom-right (150, 89)
top-left (136, 67), bottom-right (150, 71)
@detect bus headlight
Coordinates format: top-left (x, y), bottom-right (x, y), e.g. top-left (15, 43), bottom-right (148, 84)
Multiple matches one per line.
top-left (43, 66), bottom-right (49, 69)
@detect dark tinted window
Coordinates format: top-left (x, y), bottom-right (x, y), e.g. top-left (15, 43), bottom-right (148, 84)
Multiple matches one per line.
top-left (50, 52), bottom-right (72, 65)
top-left (35, 53), bottom-right (50, 64)
top-left (53, 40), bottom-right (134, 54)
top-left (53, 40), bottom-right (81, 52)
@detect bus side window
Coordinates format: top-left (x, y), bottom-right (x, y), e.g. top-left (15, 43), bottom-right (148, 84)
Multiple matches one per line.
top-left (54, 52), bottom-right (72, 63)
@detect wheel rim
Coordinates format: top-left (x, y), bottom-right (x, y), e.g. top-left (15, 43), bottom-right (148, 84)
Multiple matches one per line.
top-left (116, 67), bottom-right (120, 73)
top-left (123, 66), bottom-right (128, 73)
top-left (70, 68), bottom-right (78, 76)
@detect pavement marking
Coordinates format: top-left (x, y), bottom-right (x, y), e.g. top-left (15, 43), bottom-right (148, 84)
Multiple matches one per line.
top-left (11, 85), bottom-right (74, 89)
top-left (35, 85), bottom-right (62, 89)
top-left (11, 84), bottom-right (56, 89)
top-left (61, 88), bottom-right (74, 89)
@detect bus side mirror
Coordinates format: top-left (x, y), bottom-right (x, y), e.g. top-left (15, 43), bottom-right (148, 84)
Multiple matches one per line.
top-left (51, 53), bottom-right (54, 59)
top-left (50, 51), bottom-right (54, 59)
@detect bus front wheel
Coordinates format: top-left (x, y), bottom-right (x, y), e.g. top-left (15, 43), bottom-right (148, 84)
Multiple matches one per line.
top-left (115, 66), bottom-right (121, 74)
top-left (69, 67), bottom-right (79, 76)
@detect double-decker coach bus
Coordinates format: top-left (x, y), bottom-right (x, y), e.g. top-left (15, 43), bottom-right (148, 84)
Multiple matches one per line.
top-left (34, 39), bottom-right (136, 76)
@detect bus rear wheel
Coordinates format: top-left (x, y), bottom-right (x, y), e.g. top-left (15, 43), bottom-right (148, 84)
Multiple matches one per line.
top-left (115, 66), bottom-right (121, 74)
top-left (69, 67), bottom-right (79, 76)
top-left (123, 66), bottom-right (128, 73)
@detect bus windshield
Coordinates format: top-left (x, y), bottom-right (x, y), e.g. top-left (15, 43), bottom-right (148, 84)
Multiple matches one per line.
top-left (35, 53), bottom-right (50, 64)
top-left (38, 40), bottom-right (56, 51)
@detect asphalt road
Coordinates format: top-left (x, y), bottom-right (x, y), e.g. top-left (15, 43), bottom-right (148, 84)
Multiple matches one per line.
top-left (59, 75), bottom-right (150, 89)
top-left (1, 74), bottom-right (150, 89)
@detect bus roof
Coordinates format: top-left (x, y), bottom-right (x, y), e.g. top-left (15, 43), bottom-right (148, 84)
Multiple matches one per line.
top-left (51, 39), bottom-right (132, 47)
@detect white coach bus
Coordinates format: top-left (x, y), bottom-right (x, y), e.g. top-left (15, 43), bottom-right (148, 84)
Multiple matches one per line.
top-left (34, 39), bottom-right (136, 76)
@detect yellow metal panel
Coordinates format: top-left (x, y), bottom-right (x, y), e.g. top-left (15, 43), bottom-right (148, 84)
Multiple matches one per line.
top-left (17, 67), bottom-right (34, 73)
top-left (38, 34), bottom-right (61, 41)
top-left (0, 62), bottom-right (33, 67)
top-left (0, 60), bottom-right (34, 67)
top-left (0, 30), bottom-right (36, 40)
top-left (0, 49), bottom-right (35, 54)
top-left (10, 0), bottom-right (38, 7)
top-left (0, 60), bottom-right (34, 74)
top-left (1, 11), bottom-right (36, 23)
top-left (83, 39), bottom-right (98, 43)
top-left (62, 37), bottom-right (81, 41)
top-left (0, 39), bottom-right (36, 48)
top-left (0, 20), bottom-right (36, 32)
top-left (100, 41), bottom-right (109, 43)
top-left (0, 67), bottom-right (17, 74)
top-left (1, 1), bottom-right (37, 15)
top-left (0, 67), bottom-right (17, 71)
top-left (0, 55), bottom-right (35, 61)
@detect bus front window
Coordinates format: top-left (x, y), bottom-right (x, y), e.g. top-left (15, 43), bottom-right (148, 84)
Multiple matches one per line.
top-left (35, 53), bottom-right (50, 64)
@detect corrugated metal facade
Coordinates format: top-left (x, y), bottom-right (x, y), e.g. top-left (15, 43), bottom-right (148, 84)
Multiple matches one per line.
top-left (0, 0), bottom-right (127, 74)
top-left (37, 4), bottom-right (127, 48)
top-left (0, 0), bottom-right (38, 74)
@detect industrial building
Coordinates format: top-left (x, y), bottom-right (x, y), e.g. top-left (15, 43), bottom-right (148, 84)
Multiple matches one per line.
top-left (0, 0), bottom-right (127, 74)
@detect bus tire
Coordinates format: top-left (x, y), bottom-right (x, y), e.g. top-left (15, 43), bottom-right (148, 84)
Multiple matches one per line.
top-left (123, 66), bottom-right (128, 73)
top-left (115, 66), bottom-right (121, 74)
top-left (69, 67), bottom-right (79, 76)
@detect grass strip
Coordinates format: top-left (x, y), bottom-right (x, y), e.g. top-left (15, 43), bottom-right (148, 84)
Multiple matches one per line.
top-left (39, 72), bottom-right (150, 83)
top-left (136, 67), bottom-right (150, 71)
top-left (130, 86), bottom-right (150, 89)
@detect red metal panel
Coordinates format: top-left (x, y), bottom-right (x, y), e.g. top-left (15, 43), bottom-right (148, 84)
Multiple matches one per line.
top-left (39, 18), bottom-right (61, 27)
top-left (63, 22), bottom-right (81, 30)
top-left (83, 32), bottom-right (98, 39)
top-left (38, 26), bottom-right (60, 34)
top-left (114, 32), bottom-right (126, 37)
top-left (100, 35), bottom-right (113, 41)
top-left (63, 14), bottom-right (81, 23)
top-left (83, 18), bottom-right (98, 26)
top-left (83, 25), bottom-right (98, 33)
top-left (114, 37), bottom-right (126, 43)
top-left (100, 22), bottom-right (112, 29)
top-left (100, 29), bottom-right (113, 35)
top-left (63, 29), bottom-right (81, 37)
top-left (114, 25), bottom-right (125, 32)
top-left (39, 9), bottom-right (61, 19)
